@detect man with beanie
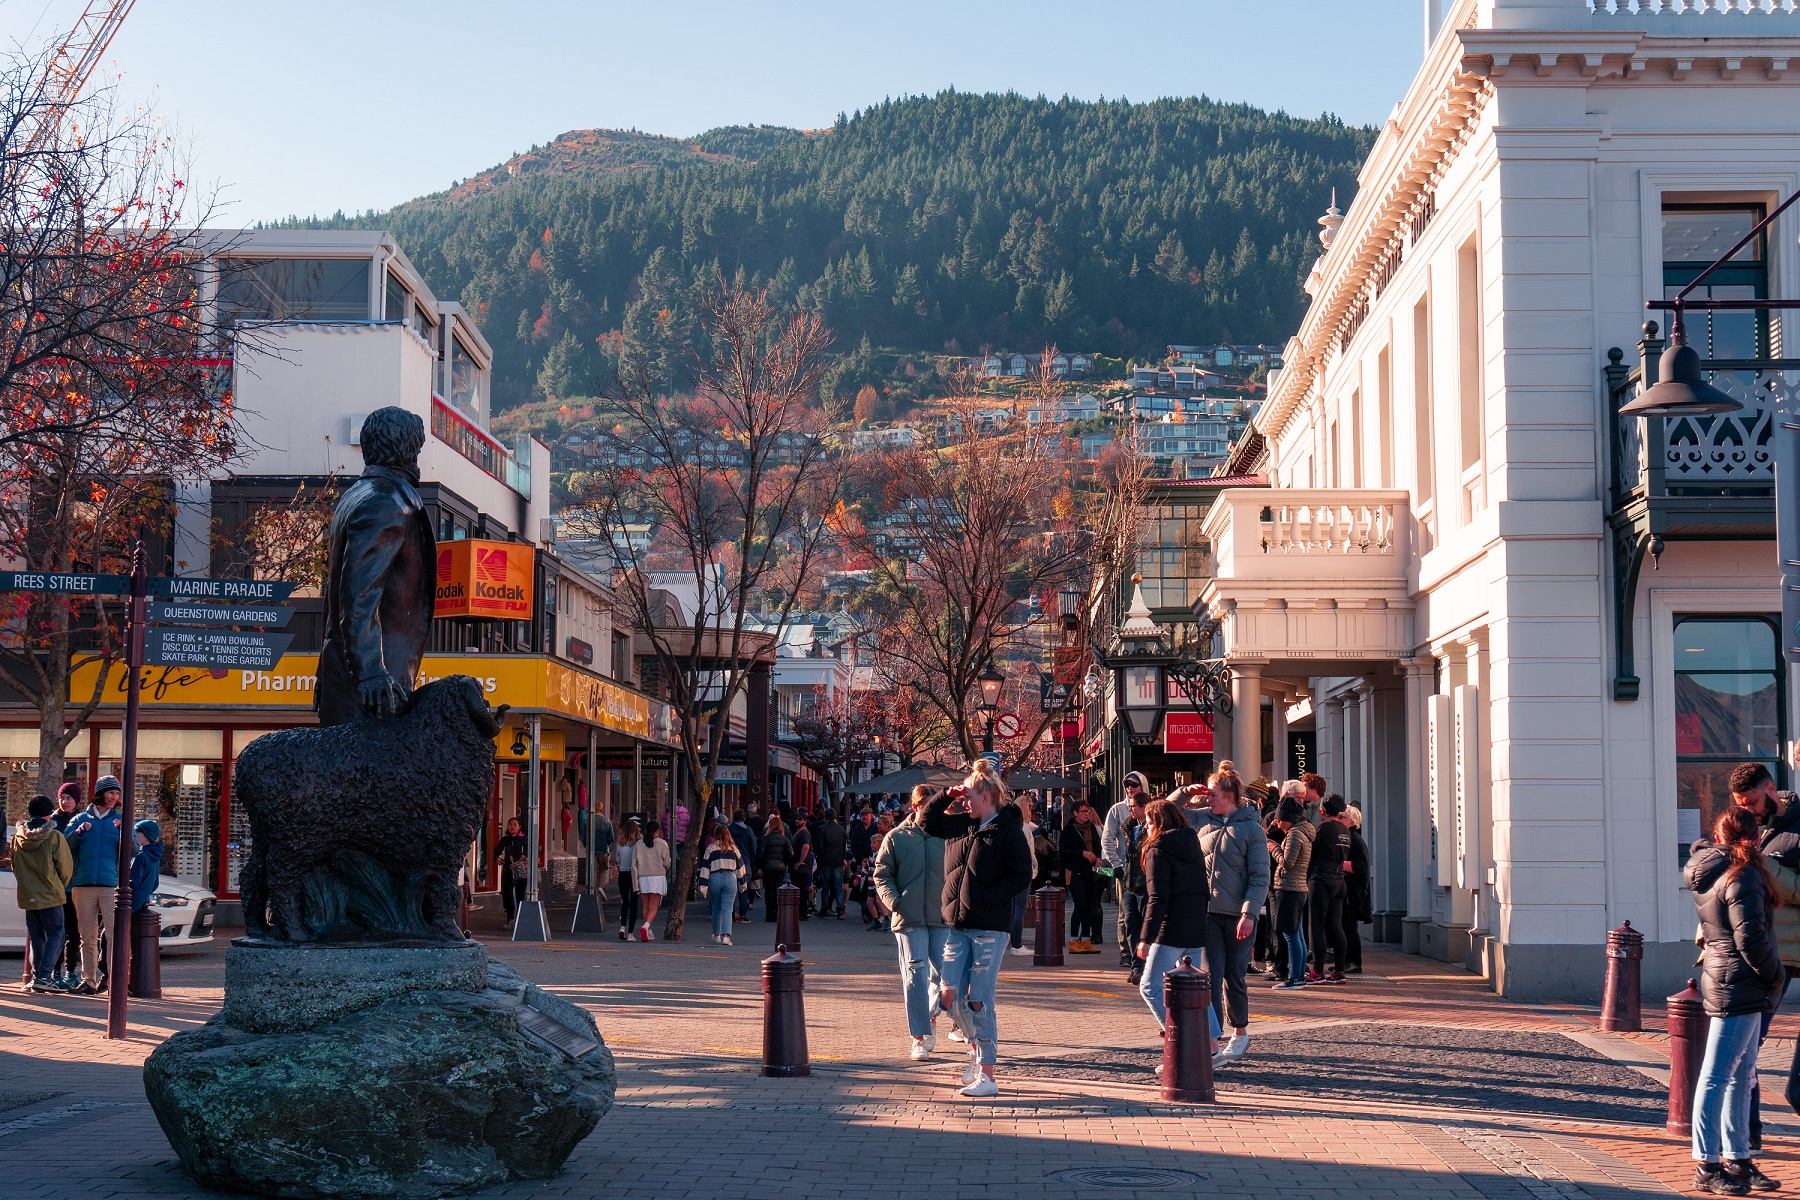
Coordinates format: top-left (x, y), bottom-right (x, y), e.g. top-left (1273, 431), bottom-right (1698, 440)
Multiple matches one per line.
top-left (12, 795), bottom-right (73, 993)
top-left (1307, 794), bottom-right (1352, 984)
top-left (130, 820), bottom-right (164, 913)
top-left (64, 776), bottom-right (123, 995)
top-left (1101, 772), bottom-right (1150, 960)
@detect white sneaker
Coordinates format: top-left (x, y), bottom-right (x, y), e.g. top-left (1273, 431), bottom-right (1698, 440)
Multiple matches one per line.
top-left (917, 1033), bottom-right (937, 1053)
top-left (910, 1039), bottom-right (932, 1061)
top-left (1224, 1033), bottom-right (1250, 1061)
top-left (1211, 1049), bottom-right (1229, 1069)
top-left (1009, 946), bottom-right (1032, 957)
top-left (961, 1052), bottom-right (981, 1086)
top-left (948, 1029), bottom-right (969, 1043)
top-left (960, 1073), bottom-right (999, 1098)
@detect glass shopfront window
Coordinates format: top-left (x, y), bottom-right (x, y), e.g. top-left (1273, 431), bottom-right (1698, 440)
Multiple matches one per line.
top-left (1674, 615), bottom-right (1784, 863)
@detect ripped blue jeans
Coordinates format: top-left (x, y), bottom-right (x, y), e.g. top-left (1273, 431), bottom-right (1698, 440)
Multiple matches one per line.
top-left (894, 925), bottom-right (952, 1038)
top-left (940, 929), bottom-right (1003, 1066)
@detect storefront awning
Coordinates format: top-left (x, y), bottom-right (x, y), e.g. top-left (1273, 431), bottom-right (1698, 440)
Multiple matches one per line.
top-left (66, 652), bottom-right (673, 745)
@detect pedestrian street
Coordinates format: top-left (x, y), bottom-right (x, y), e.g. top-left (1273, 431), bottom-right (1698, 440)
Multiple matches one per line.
top-left (2, 899), bottom-right (1788, 1199)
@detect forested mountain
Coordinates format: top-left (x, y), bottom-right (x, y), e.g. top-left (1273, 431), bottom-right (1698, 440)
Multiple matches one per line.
top-left (288, 92), bottom-right (1374, 410)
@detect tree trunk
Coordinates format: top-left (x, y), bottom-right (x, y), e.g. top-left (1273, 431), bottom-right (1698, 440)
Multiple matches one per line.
top-left (663, 778), bottom-right (711, 942)
top-left (32, 611), bottom-right (81, 796)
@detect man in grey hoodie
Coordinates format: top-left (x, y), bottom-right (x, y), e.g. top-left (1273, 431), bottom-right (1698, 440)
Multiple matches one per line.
top-left (1189, 773), bottom-right (1271, 1062)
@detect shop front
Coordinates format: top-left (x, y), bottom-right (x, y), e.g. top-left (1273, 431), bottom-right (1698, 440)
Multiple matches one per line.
top-left (4, 653), bottom-right (671, 917)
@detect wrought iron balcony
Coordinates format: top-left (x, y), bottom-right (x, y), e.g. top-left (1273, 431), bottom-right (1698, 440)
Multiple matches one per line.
top-left (1604, 323), bottom-right (1799, 700)
top-left (1605, 323), bottom-right (1797, 533)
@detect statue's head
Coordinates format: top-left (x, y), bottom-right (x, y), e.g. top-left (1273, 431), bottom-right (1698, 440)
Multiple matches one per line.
top-left (360, 407), bottom-right (426, 475)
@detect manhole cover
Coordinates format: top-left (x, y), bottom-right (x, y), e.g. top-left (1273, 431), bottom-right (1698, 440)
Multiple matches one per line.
top-left (1050, 1168), bottom-right (1201, 1189)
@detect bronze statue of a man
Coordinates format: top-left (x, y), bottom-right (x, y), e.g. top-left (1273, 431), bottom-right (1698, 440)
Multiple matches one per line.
top-left (315, 407), bottom-right (436, 725)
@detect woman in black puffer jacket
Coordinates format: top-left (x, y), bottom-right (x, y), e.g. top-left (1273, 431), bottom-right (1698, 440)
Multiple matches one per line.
top-left (924, 759), bottom-right (1033, 1098)
top-left (1135, 800), bottom-right (1221, 1055)
top-left (1685, 806), bottom-right (1784, 1195)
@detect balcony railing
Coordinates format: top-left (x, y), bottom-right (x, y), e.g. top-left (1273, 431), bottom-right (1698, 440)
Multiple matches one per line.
top-left (1204, 488), bottom-right (1412, 586)
top-left (1606, 329), bottom-right (1800, 509)
top-left (431, 397), bottom-right (532, 498)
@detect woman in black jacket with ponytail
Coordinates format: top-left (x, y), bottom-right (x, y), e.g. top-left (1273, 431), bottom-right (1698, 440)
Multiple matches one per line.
top-left (1686, 806), bottom-right (1784, 1195)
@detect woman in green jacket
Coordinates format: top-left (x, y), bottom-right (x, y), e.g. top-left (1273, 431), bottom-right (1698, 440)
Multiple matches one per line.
top-left (11, 795), bottom-right (74, 993)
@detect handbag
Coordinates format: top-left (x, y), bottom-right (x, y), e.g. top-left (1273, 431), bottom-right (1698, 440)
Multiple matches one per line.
top-left (509, 857), bottom-right (527, 882)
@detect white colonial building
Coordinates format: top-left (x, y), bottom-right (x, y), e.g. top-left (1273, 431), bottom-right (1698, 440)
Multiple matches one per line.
top-left (1209, 0), bottom-right (1800, 998)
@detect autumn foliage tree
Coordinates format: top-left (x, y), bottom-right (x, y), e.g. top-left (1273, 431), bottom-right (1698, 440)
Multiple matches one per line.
top-left (0, 53), bottom-right (245, 793)
top-left (565, 282), bottom-right (844, 939)
top-left (852, 351), bottom-right (1146, 771)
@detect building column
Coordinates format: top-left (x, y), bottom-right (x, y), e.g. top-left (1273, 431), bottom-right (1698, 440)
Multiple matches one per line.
top-left (1342, 689), bottom-right (1365, 804)
top-left (1230, 664), bottom-right (1262, 777)
top-left (1268, 691), bottom-right (1288, 782)
top-left (747, 663), bottom-right (771, 822)
top-left (1401, 655), bottom-right (1435, 954)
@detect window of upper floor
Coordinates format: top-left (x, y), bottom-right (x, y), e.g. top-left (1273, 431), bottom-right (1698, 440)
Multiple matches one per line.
top-left (218, 258), bottom-right (370, 324)
top-left (447, 332), bottom-right (484, 421)
top-left (1663, 203), bottom-right (1768, 360)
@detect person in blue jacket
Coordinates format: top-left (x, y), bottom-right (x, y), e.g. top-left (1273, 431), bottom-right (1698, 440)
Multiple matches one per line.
top-left (63, 776), bottom-right (123, 995)
top-left (130, 820), bottom-right (164, 913)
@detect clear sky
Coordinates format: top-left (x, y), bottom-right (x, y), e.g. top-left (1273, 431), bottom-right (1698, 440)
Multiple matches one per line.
top-left (1, 0), bottom-right (1424, 225)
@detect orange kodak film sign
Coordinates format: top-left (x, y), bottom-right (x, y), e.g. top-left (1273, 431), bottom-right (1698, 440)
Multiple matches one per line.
top-left (435, 538), bottom-right (533, 619)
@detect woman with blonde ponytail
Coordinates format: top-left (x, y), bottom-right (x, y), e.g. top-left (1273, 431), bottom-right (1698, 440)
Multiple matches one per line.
top-left (924, 759), bottom-right (1034, 1098)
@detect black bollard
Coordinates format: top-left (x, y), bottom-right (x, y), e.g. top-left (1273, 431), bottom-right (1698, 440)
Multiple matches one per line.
top-left (1032, 885), bottom-right (1065, 967)
top-left (1161, 955), bottom-right (1215, 1104)
top-left (775, 882), bottom-right (803, 952)
top-left (128, 909), bottom-right (161, 999)
top-left (1600, 919), bottom-right (1643, 1033)
top-left (1666, 977), bottom-right (1707, 1137)
top-left (761, 945), bottom-right (811, 1078)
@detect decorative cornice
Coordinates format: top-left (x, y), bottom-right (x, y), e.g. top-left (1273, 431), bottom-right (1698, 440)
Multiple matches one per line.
top-left (1257, 21), bottom-right (1800, 450)
top-left (1259, 63), bottom-right (1490, 445)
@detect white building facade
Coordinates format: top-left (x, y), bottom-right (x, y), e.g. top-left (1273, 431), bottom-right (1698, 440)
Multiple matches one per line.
top-left (1209, 0), bottom-right (1800, 998)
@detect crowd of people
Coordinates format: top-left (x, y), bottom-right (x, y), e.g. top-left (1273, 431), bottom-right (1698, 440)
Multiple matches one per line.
top-left (9, 777), bottom-right (165, 995)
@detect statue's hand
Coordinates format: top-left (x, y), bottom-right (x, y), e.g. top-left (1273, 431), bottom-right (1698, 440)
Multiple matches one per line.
top-left (358, 672), bottom-right (410, 719)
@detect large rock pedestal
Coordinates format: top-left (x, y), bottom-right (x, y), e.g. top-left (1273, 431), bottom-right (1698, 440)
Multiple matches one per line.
top-left (144, 942), bottom-right (613, 1199)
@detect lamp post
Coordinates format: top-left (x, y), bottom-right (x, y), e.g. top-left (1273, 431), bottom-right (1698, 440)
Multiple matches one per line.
top-left (978, 663), bottom-right (1005, 754)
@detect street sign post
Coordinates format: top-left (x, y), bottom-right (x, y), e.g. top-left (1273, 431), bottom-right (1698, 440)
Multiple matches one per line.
top-left (149, 577), bottom-right (297, 602)
top-left (147, 628), bottom-right (294, 671)
top-left (0, 571), bottom-right (129, 594)
top-left (147, 600), bottom-right (294, 629)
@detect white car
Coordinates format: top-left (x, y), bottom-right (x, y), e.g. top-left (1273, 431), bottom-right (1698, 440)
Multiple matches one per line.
top-left (0, 866), bottom-right (220, 953)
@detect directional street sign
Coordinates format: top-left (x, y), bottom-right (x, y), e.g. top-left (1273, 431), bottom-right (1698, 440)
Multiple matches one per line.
top-left (0, 571), bottom-right (129, 595)
top-left (147, 628), bottom-right (294, 671)
top-left (150, 577), bottom-right (298, 602)
top-left (148, 600), bottom-right (294, 629)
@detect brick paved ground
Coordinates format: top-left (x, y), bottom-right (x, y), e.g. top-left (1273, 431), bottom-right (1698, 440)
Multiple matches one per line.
top-left (2, 897), bottom-right (1797, 1198)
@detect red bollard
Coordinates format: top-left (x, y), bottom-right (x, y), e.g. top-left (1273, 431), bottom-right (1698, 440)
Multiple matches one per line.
top-left (1161, 955), bottom-right (1215, 1103)
top-left (128, 909), bottom-right (161, 999)
top-left (1666, 978), bottom-right (1707, 1137)
top-left (761, 945), bottom-right (810, 1078)
top-left (1600, 919), bottom-right (1643, 1032)
top-left (775, 882), bottom-right (803, 952)
top-left (1033, 886), bottom-right (1065, 967)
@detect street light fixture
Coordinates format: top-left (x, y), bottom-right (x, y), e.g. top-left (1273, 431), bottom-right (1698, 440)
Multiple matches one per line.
top-left (977, 663), bottom-right (1005, 754)
top-left (978, 663), bottom-right (1005, 711)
